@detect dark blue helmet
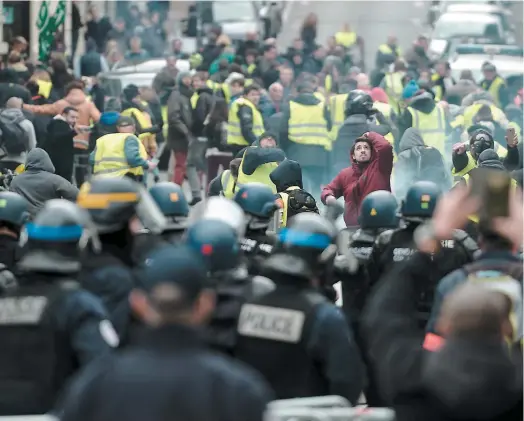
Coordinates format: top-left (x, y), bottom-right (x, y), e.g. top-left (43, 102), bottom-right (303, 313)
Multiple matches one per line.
top-left (401, 181), bottom-right (442, 219)
top-left (149, 182), bottom-right (189, 218)
top-left (0, 191), bottom-right (29, 229)
top-left (233, 183), bottom-right (278, 219)
top-left (184, 219), bottom-right (240, 272)
top-left (359, 190), bottom-right (398, 229)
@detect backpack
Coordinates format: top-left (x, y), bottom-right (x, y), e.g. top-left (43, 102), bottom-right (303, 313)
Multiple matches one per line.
top-left (0, 111), bottom-right (29, 155)
top-left (412, 146), bottom-right (449, 186)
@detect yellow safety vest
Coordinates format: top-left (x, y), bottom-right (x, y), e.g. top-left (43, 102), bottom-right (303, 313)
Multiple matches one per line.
top-left (161, 105), bottom-right (168, 139)
top-left (236, 147), bottom-right (279, 194)
top-left (481, 76), bottom-right (506, 108)
top-left (408, 104), bottom-right (447, 154)
top-left (373, 101), bottom-right (395, 144)
top-left (288, 101), bottom-right (331, 151)
top-left (452, 151), bottom-right (477, 182)
top-left (93, 133), bottom-right (148, 178)
top-left (220, 169), bottom-right (237, 199)
top-left (313, 91), bottom-right (325, 104)
top-left (384, 72), bottom-right (403, 112)
top-left (325, 74), bottom-right (333, 94)
top-left (462, 172), bottom-right (517, 223)
top-left (275, 186), bottom-right (300, 228)
top-left (227, 98), bottom-right (265, 146)
top-left (378, 44), bottom-right (401, 57)
top-left (36, 80), bottom-right (52, 99)
top-left (246, 63), bottom-right (257, 76)
top-left (463, 103), bottom-right (506, 128)
top-left (121, 107), bottom-right (155, 146)
top-left (206, 80), bottom-right (222, 93)
top-left (223, 84), bottom-right (232, 104)
top-left (335, 31), bottom-right (357, 48)
top-left (190, 92), bottom-right (199, 109)
top-left (329, 93), bottom-right (348, 141)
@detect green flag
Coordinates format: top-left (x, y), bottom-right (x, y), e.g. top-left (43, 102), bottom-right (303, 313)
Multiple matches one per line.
top-left (50, 0), bottom-right (66, 32)
top-left (36, 0), bottom-right (49, 30)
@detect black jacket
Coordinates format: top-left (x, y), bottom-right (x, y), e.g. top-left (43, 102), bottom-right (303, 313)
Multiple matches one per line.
top-left (192, 87), bottom-right (215, 138)
top-left (44, 117), bottom-right (77, 182)
top-left (59, 324), bottom-right (273, 421)
top-left (167, 85), bottom-right (194, 152)
top-left (362, 252), bottom-right (522, 421)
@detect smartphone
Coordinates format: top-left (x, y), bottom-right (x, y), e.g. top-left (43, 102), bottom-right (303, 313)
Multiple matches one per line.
top-left (506, 127), bottom-right (516, 144)
top-left (471, 168), bottom-right (511, 219)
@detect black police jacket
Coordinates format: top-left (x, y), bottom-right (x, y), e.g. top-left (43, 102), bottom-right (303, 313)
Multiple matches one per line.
top-left (0, 234), bottom-right (23, 270)
top-left (368, 224), bottom-right (477, 328)
top-left (240, 230), bottom-right (276, 276)
top-left (59, 324), bottom-right (273, 421)
top-left (234, 284), bottom-right (365, 405)
top-left (0, 274), bottom-right (113, 415)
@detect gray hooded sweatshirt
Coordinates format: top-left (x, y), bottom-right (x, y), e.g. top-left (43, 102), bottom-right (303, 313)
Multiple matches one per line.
top-left (0, 108), bottom-right (37, 164)
top-left (10, 148), bottom-right (78, 216)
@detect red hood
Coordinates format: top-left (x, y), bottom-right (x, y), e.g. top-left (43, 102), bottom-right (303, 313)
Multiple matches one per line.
top-left (370, 87), bottom-right (388, 104)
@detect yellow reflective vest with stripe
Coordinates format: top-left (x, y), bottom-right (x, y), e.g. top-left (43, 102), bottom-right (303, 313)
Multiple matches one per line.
top-left (120, 107), bottom-right (156, 150)
top-left (288, 101), bottom-right (331, 151)
top-left (276, 186), bottom-right (299, 228)
top-left (461, 172), bottom-right (518, 224)
top-left (190, 93), bottom-right (199, 109)
top-left (384, 71), bottom-right (404, 112)
top-left (227, 98), bottom-right (265, 146)
top-left (236, 147), bottom-right (279, 193)
top-left (220, 169), bottom-right (237, 199)
top-left (408, 104), bottom-right (447, 154)
top-left (378, 43), bottom-right (401, 57)
top-left (452, 151), bottom-right (477, 182)
top-left (335, 31), bottom-right (357, 48)
top-left (93, 133), bottom-right (147, 178)
top-left (463, 103), bottom-right (506, 128)
top-left (36, 80), bottom-right (53, 99)
top-left (329, 93), bottom-right (348, 141)
top-left (481, 76), bottom-right (506, 108)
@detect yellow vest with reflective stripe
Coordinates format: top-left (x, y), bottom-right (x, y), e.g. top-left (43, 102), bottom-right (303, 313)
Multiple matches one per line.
top-left (329, 93), bottom-right (348, 141)
top-left (121, 107), bottom-right (155, 146)
top-left (227, 98), bottom-right (265, 146)
top-left (221, 169), bottom-right (237, 199)
top-left (93, 133), bottom-right (147, 178)
top-left (408, 104), bottom-right (446, 154)
top-left (384, 72), bottom-right (403, 112)
top-left (452, 151), bottom-right (477, 182)
top-left (276, 186), bottom-right (300, 228)
top-left (462, 172), bottom-right (518, 223)
top-left (206, 80), bottom-right (222, 93)
top-left (288, 101), bottom-right (331, 151)
top-left (236, 147), bottom-right (279, 193)
top-left (36, 80), bottom-right (52, 99)
top-left (481, 76), bottom-right (506, 108)
top-left (314, 91), bottom-right (325, 104)
top-left (335, 31), bottom-right (357, 48)
top-left (378, 44), bottom-right (401, 57)
top-left (223, 84), bottom-right (232, 104)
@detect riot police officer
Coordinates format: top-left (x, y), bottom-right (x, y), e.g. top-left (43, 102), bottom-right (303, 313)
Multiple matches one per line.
top-left (0, 199), bottom-right (117, 415)
top-left (233, 183), bottom-right (279, 276)
top-left (76, 177), bottom-right (167, 341)
top-left (340, 190), bottom-right (399, 332)
top-left (234, 212), bottom-right (365, 405)
top-left (270, 159), bottom-right (319, 229)
top-left (185, 218), bottom-right (274, 355)
top-left (0, 192), bottom-right (29, 269)
top-left (149, 182), bottom-right (189, 244)
top-left (367, 181), bottom-right (478, 327)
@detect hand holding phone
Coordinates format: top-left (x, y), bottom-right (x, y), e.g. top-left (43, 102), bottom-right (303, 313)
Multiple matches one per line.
top-left (505, 127), bottom-right (518, 148)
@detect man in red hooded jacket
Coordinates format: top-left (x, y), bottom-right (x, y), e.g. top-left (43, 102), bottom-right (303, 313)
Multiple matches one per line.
top-left (321, 132), bottom-right (393, 227)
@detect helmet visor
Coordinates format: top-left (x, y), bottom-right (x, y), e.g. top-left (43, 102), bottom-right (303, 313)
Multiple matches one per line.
top-left (135, 186), bottom-right (167, 235)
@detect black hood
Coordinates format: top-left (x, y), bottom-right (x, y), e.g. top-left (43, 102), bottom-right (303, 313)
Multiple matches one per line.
top-left (478, 149), bottom-right (505, 171)
top-left (408, 91), bottom-right (436, 114)
top-left (270, 159), bottom-right (303, 192)
top-left (399, 128), bottom-right (425, 152)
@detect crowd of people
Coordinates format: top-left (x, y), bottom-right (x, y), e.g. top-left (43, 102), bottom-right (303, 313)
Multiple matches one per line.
top-left (0, 3), bottom-right (520, 421)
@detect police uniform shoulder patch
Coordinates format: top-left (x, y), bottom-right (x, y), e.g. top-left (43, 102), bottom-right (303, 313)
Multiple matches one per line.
top-left (237, 304), bottom-right (305, 343)
top-left (0, 296), bottom-right (48, 324)
top-left (99, 319), bottom-right (120, 348)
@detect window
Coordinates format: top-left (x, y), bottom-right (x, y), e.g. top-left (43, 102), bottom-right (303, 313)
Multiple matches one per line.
top-left (212, 1), bottom-right (256, 23)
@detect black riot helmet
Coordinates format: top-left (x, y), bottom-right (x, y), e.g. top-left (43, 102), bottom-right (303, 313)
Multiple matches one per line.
top-left (19, 199), bottom-right (98, 274)
top-left (469, 128), bottom-right (495, 161)
top-left (77, 177), bottom-right (166, 235)
top-left (265, 213), bottom-right (337, 280)
top-left (344, 89), bottom-right (374, 117)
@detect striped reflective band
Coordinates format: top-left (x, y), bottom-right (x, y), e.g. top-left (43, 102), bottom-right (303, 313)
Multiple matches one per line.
top-left (278, 228), bottom-right (331, 249)
top-left (26, 223), bottom-right (83, 241)
top-left (77, 192), bottom-right (139, 209)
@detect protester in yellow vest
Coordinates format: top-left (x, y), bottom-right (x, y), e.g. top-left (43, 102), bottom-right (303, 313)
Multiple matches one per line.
top-left (431, 61), bottom-right (456, 102)
top-left (226, 84), bottom-right (265, 155)
top-left (334, 23), bottom-right (357, 48)
top-left (207, 157), bottom-right (243, 198)
top-left (279, 81), bottom-right (331, 198)
top-left (221, 72), bottom-right (246, 105)
top-left (329, 92), bottom-right (349, 140)
top-left (399, 81), bottom-right (449, 157)
top-left (480, 62), bottom-right (509, 109)
top-left (380, 60), bottom-right (407, 114)
top-left (270, 159), bottom-right (319, 228)
top-left (375, 35), bottom-right (402, 69)
top-left (120, 84), bottom-right (158, 158)
top-left (90, 116), bottom-right (155, 182)
top-left (236, 132), bottom-right (286, 194)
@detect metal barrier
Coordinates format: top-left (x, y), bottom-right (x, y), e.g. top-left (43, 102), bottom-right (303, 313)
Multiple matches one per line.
top-left (269, 396), bottom-right (351, 409)
top-left (265, 407), bottom-right (396, 421)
